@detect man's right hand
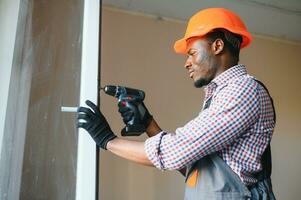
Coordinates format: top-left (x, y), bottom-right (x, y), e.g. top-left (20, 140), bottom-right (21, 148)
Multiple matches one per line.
top-left (118, 101), bottom-right (153, 134)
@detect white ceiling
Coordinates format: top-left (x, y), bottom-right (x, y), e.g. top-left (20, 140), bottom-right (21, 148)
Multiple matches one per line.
top-left (103, 0), bottom-right (301, 42)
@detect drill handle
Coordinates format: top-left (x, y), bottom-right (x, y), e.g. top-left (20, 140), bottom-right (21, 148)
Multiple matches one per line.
top-left (118, 99), bottom-right (146, 136)
top-left (121, 124), bottom-right (145, 136)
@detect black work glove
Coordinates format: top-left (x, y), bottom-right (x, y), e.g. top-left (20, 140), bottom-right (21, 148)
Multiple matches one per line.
top-left (77, 100), bottom-right (117, 150)
top-left (118, 101), bottom-right (153, 134)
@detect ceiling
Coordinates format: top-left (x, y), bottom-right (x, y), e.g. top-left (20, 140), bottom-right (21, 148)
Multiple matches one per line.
top-left (103, 0), bottom-right (301, 42)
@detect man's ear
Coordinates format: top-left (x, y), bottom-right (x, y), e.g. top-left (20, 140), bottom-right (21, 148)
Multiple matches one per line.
top-left (211, 38), bottom-right (224, 55)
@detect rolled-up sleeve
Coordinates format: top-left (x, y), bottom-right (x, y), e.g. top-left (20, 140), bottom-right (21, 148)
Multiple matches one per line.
top-left (144, 131), bottom-right (167, 170)
top-left (145, 78), bottom-right (260, 171)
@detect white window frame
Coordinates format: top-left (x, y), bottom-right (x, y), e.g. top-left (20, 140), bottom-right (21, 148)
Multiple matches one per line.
top-left (76, 0), bottom-right (100, 200)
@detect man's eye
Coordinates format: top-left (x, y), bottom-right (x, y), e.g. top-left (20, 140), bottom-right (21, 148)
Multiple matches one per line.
top-left (189, 51), bottom-right (197, 56)
top-left (186, 50), bottom-right (197, 57)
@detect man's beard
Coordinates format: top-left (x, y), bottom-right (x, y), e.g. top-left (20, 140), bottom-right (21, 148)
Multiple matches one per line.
top-left (194, 77), bottom-right (211, 88)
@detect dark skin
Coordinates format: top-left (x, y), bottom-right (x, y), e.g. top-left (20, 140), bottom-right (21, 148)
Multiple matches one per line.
top-left (106, 36), bottom-right (238, 173)
top-left (185, 36), bottom-right (238, 88)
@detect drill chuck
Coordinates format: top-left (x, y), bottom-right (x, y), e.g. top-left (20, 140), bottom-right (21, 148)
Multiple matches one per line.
top-left (104, 85), bottom-right (118, 97)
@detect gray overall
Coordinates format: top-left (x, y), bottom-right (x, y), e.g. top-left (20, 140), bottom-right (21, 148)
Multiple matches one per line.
top-left (184, 80), bottom-right (276, 200)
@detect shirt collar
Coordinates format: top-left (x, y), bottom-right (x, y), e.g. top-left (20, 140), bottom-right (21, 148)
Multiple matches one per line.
top-left (205, 64), bottom-right (247, 92)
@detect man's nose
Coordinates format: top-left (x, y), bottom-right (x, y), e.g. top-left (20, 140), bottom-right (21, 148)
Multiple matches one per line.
top-left (184, 57), bottom-right (192, 69)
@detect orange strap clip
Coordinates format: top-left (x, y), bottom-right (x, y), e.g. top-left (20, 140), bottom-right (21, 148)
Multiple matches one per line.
top-left (186, 169), bottom-right (199, 187)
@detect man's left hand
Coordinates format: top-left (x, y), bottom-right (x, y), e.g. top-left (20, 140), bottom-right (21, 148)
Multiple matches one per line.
top-left (76, 100), bottom-right (117, 150)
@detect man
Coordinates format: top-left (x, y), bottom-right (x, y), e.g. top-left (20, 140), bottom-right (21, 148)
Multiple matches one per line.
top-left (77, 8), bottom-right (276, 199)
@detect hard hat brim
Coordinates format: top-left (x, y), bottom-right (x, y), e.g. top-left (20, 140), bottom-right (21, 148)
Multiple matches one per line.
top-left (174, 29), bottom-right (252, 54)
top-left (174, 38), bottom-right (190, 54)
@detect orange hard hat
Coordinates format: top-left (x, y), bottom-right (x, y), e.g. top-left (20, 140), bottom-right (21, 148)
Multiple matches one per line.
top-left (174, 8), bottom-right (252, 54)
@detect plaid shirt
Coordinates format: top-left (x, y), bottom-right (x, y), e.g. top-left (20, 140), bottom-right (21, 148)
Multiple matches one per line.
top-left (145, 65), bottom-right (275, 185)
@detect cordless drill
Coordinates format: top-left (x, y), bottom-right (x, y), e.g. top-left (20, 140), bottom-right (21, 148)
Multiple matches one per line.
top-left (103, 85), bottom-right (147, 136)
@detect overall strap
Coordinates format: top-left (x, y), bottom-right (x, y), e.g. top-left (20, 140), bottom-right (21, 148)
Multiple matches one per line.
top-left (253, 80), bottom-right (276, 181)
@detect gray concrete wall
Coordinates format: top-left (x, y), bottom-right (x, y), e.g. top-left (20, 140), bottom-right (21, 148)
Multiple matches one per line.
top-left (0, 0), bottom-right (20, 164)
top-left (0, 0), bottom-right (84, 199)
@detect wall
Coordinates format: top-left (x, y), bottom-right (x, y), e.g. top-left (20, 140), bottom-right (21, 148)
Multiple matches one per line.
top-left (0, 0), bottom-right (20, 161)
top-left (0, 0), bottom-right (84, 199)
top-left (19, 1), bottom-right (84, 199)
top-left (99, 7), bottom-right (301, 200)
